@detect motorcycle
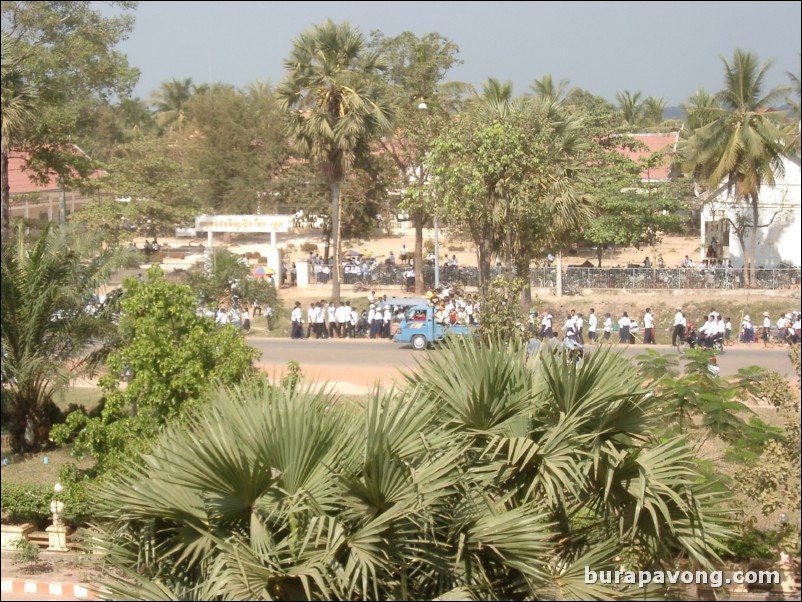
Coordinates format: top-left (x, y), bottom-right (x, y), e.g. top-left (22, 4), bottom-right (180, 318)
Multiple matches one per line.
top-left (677, 326), bottom-right (724, 354)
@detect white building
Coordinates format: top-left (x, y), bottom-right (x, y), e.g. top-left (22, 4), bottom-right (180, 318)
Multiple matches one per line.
top-left (700, 155), bottom-right (801, 268)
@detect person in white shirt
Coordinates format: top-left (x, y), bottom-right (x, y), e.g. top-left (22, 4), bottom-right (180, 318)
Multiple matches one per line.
top-left (575, 313), bottom-right (585, 344)
top-left (618, 312), bottom-right (631, 344)
top-left (587, 308), bottom-right (598, 343)
top-left (603, 313), bottom-right (613, 341)
top-left (643, 308), bottom-right (655, 344)
top-left (561, 313), bottom-right (577, 341)
top-left (762, 312), bottom-right (771, 347)
top-left (290, 302), bottom-right (304, 339)
top-left (672, 307), bottom-right (686, 347)
top-left (540, 313), bottom-right (553, 339)
top-left (740, 315), bottom-right (753, 343)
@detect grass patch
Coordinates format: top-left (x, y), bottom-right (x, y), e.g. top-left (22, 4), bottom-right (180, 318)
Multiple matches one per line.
top-left (1, 446), bottom-right (94, 485)
top-left (53, 387), bottom-right (103, 414)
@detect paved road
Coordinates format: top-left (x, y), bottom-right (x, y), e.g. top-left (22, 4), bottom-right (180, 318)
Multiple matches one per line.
top-left (249, 337), bottom-right (797, 386)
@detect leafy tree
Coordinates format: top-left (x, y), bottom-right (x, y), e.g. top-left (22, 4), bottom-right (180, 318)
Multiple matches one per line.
top-left (277, 20), bottom-right (393, 301)
top-left (0, 1), bottom-right (139, 236)
top-left (1, 31), bottom-right (37, 237)
top-left (1, 225), bottom-right (136, 451)
top-left (678, 49), bottom-right (792, 287)
top-left (181, 83), bottom-right (291, 213)
top-left (51, 267), bottom-right (260, 471)
top-left (370, 30), bottom-right (464, 294)
top-left (429, 97), bottom-right (593, 296)
top-left (85, 343), bottom-right (733, 600)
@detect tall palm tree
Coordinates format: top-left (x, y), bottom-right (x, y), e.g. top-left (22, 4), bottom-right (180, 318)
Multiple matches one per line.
top-left (478, 76), bottom-right (514, 104)
top-left (616, 89), bottom-right (643, 127)
top-left (679, 49), bottom-right (791, 286)
top-left (681, 86), bottom-right (721, 131)
top-left (1, 32), bottom-right (37, 240)
top-left (277, 20), bottom-right (392, 301)
top-left (529, 74), bottom-right (571, 101)
top-left (1, 225), bottom-right (136, 450)
top-left (86, 343), bottom-right (732, 600)
top-left (149, 77), bottom-right (194, 129)
top-left (642, 96), bottom-right (667, 126)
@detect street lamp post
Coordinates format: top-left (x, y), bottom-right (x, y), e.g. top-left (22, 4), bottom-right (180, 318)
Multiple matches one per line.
top-left (417, 101), bottom-right (439, 290)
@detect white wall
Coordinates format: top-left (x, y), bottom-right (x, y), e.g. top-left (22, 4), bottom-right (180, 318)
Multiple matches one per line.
top-left (706, 156), bottom-right (801, 268)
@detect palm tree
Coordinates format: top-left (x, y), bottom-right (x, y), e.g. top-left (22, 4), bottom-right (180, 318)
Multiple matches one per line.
top-left (1, 225), bottom-right (136, 451)
top-left (149, 77), bottom-right (194, 129)
top-left (681, 87), bottom-right (721, 131)
top-left (1, 32), bottom-right (37, 240)
top-left (277, 20), bottom-right (392, 301)
top-left (86, 342), bottom-right (732, 600)
top-left (616, 89), bottom-right (643, 127)
top-left (478, 76), bottom-right (514, 104)
top-left (529, 74), bottom-right (571, 101)
top-left (679, 49), bottom-right (791, 286)
top-left (642, 96), bottom-right (667, 126)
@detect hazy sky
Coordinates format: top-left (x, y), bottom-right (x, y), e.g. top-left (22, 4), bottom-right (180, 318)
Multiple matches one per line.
top-left (119, 1), bottom-right (801, 106)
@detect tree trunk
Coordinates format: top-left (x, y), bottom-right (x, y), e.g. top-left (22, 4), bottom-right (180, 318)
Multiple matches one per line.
top-left (414, 210), bottom-right (424, 294)
top-left (58, 174), bottom-right (67, 225)
top-left (1, 150), bottom-right (10, 240)
top-left (597, 245), bottom-right (603, 268)
top-left (517, 256), bottom-right (532, 307)
top-left (330, 182), bottom-right (341, 301)
top-left (479, 224), bottom-right (492, 293)
top-left (556, 251), bottom-right (563, 297)
top-left (749, 194), bottom-right (759, 287)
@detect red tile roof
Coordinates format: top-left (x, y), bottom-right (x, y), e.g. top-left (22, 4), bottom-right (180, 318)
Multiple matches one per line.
top-left (7, 147), bottom-right (105, 194)
top-left (617, 132), bottom-right (679, 181)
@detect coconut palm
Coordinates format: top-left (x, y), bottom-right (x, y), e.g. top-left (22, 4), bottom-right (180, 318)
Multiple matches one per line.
top-left (681, 87), bottom-right (721, 131)
top-left (1, 225), bottom-right (136, 450)
top-left (529, 74), bottom-right (571, 101)
top-left (642, 96), bottom-right (667, 126)
top-left (86, 342), bottom-right (732, 600)
top-left (149, 77), bottom-right (194, 129)
top-left (616, 90), bottom-right (643, 127)
top-left (679, 49), bottom-right (791, 286)
top-left (276, 20), bottom-right (393, 301)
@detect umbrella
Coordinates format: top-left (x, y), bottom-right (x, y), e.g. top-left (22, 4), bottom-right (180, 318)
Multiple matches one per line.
top-left (342, 249), bottom-right (363, 257)
top-left (251, 265), bottom-right (275, 278)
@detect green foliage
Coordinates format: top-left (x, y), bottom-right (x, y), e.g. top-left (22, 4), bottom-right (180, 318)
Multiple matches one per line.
top-left (476, 273), bottom-right (527, 345)
top-left (51, 267), bottom-right (260, 471)
top-left (1, 225), bottom-right (137, 451)
top-left (1, 1), bottom-right (139, 235)
top-left (86, 343), bottom-right (733, 600)
top-left (0, 480), bottom-right (51, 525)
top-left (13, 537), bottom-right (40, 566)
top-left (723, 417), bottom-right (783, 464)
top-left (429, 96), bottom-right (593, 291)
top-left (722, 524), bottom-right (779, 561)
top-left (637, 348), bottom-right (756, 438)
top-left (737, 357), bottom-right (801, 516)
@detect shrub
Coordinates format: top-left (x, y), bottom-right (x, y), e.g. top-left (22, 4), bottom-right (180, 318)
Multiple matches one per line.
top-left (722, 523), bottom-right (778, 561)
top-left (1, 481), bottom-right (51, 526)
top-left (13, 537), bottom-right (40, 566)
top-left (300, 242), bottom-right (318, 253)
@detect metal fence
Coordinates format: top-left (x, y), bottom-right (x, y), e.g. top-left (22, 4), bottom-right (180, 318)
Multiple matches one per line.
top-left (308, 263), bottom-right (801, 292)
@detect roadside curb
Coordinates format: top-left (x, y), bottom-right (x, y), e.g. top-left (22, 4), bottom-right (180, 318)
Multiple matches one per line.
top-left (1, 578), bottom-right (97, 599)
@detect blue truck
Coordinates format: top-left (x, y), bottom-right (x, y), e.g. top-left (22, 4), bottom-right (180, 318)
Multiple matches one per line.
top-left (393, 304), bottom-right (474, 350)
